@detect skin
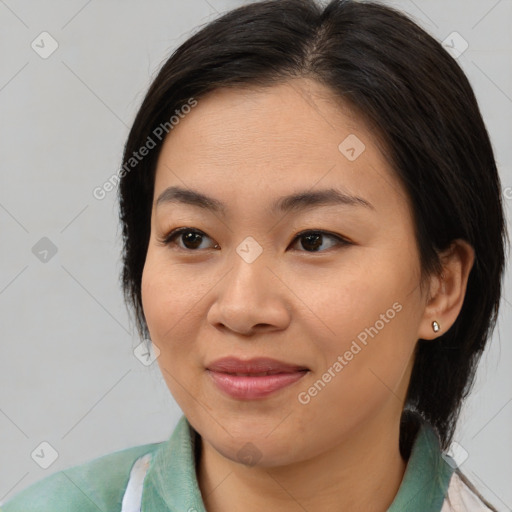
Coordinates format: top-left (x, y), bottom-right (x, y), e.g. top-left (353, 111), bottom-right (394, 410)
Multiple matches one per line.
top-left (141, 78), bottom-right (474, 512)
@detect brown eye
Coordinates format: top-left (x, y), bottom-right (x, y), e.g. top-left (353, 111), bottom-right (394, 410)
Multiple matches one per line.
top-left (290, 230), bottom-right (349, 253)
top-left (161, 228), bottom-right (219, 251)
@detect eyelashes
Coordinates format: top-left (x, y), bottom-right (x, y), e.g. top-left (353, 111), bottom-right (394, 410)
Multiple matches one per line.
top-left (157, 227), bottom-right (351, 254)
top-left (159, 227), bottom-right (220, 251)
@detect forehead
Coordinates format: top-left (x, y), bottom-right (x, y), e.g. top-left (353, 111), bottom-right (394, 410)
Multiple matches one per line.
top-left (153, 79), bottom-right (409, 218)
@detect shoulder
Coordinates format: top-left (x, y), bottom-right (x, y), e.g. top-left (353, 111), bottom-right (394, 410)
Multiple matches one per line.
top-left (0, 441), bottom-right (162, 512)
top-left (441, 470), bottom-right (497, 512)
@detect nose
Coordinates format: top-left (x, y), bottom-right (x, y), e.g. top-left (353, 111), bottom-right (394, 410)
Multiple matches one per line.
top-left (206, 250), bottom-right (292, 336)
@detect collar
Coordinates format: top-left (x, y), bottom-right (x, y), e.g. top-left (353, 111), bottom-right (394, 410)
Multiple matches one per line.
top-left (141, 415), bottom-right (206, 512)
top-left (388, 420), bottom-right (454, 511)
top-left (140, 415), bottom-right (454, 512)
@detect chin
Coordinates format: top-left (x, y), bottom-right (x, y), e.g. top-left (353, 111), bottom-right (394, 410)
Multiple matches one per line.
top-left (198, 420), bottom-right (306, 468)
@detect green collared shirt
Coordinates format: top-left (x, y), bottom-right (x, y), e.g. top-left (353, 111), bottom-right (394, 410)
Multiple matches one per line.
top-left (0, 415), bottom-right (493, 511)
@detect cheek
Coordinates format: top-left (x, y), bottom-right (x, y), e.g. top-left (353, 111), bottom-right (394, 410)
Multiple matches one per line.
top-left (306, 256), bottom-right (420, 402)
top-left (309, 256), bottom-right (410, 343)
top-left (140, 253), bottom-right (214, 379)
top-left (141, 257), bottom-right (206, 410)
top-left (297, 306), bottom-right (417, 441)
top-left (141, 252), bottom-right (206, 338)
top-left (141, 260), bottom-right (173, 337)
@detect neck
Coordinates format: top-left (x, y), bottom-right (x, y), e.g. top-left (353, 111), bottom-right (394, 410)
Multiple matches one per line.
top-left (197, 410), bottom-right (408, 512)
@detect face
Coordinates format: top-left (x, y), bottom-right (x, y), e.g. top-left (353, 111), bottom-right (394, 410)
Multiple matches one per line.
top-left (141, 79), bottom-right (429, 467)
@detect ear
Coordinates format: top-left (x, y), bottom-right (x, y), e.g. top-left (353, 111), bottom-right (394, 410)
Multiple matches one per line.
top-left (417, 239), bottom-right (475, 340)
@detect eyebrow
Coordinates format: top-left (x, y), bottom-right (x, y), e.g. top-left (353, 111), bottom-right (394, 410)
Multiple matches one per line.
top-left (155, 185), bottom-right (374, 215)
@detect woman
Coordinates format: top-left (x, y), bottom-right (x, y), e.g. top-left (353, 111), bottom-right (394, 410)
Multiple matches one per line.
top-left (2, 0), bottom-right (506, 510)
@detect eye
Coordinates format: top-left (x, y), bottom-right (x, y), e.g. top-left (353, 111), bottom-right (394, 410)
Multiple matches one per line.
top-left (159, 227), bottom-right (349, 253)
top-left (159, 227), bottom-right (219, 251)
top-left (289, 230), bottom-right (350, 253)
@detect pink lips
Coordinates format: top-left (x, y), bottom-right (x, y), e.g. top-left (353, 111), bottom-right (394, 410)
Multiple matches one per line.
top-left (206, 357), bottom-right (309, 400)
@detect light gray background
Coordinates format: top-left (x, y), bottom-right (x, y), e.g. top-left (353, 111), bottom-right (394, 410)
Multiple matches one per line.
top-left (1, 0), bottom-right (511, 508)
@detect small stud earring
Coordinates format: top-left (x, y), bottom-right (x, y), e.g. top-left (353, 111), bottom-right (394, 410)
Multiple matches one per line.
top-left (432, 320), bottom-right (440, 333)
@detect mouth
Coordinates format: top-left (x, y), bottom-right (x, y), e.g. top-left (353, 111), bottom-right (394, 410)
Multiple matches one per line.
top-left (206, 357), bottom-right (309, 399)
top-left (206, 356), bottom-right (309, 374)
top-left (222, 371), bottom-right (297, 376)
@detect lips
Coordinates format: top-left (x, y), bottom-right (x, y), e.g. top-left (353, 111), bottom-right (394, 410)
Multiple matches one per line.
top-left (207, 356), bottom-right (308, 374)
top-left (206, 357), bottom-right (309, 399)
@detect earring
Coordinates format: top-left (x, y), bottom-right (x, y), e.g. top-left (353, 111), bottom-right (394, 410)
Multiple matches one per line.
top-left (432, 320), bottom-right (440, 333)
